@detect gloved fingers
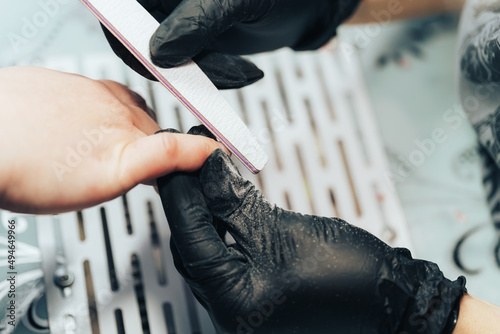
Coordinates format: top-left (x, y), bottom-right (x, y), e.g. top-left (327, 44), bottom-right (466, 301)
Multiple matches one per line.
top-left (137, 0), bottom-right (164, 12)
top-left (187, 125), bottom-right (232, 243)
top-left (187, 125), bottom-right (216, 139)
top-left (187, 125), bottom-right (233, 156)
top-left (102, 0), bottom-right (178, 80)
top-left (158, 169), bottom-right (234, 280)
top-left (150, 0), bottom-right (251, 68)
top-left (102, 24), bottom-right (262, 89)
top-left (169, 237), bottom-right (213, 311)
top-left (214, 217), bottom-right (228, 242)
top-left (182, 126), bottom-right (271, 250)
top-left (137, 0), bottom-right (186, 22)
top-left (101, 25), bottom-right (157, 81)
top-left (169, 236), bottom-right (190, 278)
top-left (193, 51), bottom-right (264, 89)
top-left (117, 129), bottom-right (222, 191)
top-left (199, 149), bottom-right (276, 242)
top-left (170, 127), bottom-right (229, 240)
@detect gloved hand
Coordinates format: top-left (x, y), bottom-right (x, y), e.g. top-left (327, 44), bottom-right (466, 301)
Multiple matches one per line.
top-left (103, 0), bottom-right (361, 89)
top-left (157, 127), bottom-right (466, 334)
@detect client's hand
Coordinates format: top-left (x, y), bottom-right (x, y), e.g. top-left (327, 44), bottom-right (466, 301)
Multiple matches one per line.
top-left (0, 66), bottom-right (221, 214)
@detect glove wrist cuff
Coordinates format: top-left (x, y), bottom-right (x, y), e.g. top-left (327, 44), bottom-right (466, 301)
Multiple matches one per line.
top-left (442, 276), bottom-right (467, 334)
top-left (398, 275), bottom-right (467, 334)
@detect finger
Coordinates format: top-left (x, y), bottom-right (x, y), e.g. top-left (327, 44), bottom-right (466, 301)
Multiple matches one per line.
top-left (138, 129), bottom-right (181, 186)
top-left (117, 132), bottom-right (223, 189)
top-left (169, 236), bottom-right (190, 278)
top-left (102, 23), bottom-right (263, 90)
top-left (137, 0), bottom-right (180, 20)
top-left (166, 128), bottom-right (229, 243)
top-left (101, 25), bottom-right (157, 81)
top-left (137, 0), bottom-right (165, 12)
top-left (194, 52), bottom-right (263, 89)
top-left (187, 124), bottom-right (216, 138)
top-left (199, 149), bottom-right (275, 239)
top-left (158, 169), bottom-right (238, 279)
top-left (187, 125), bottom-right (233, 155)
top-left (185, 125), bottom-right (232, 242)
top-left (150, 0), bottom-right (249, 68)
top-left (168, 237), bottom-right (212, 309)
top-left (99, 80), bottom-right (158, 122)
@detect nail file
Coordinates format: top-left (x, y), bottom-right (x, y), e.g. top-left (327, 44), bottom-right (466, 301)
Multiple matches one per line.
top-left (79, 0), bottom-right (268, 173)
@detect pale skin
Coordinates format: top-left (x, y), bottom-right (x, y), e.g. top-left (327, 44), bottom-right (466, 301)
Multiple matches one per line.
top-left (0, 66), bottom-right (224, 214)
top-left (347, 0), bottom-right (466, 24)
top-left (454, 294), bottom-right (500, 333)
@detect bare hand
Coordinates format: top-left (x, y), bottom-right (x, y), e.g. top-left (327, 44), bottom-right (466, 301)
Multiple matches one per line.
top-left (0, 66), bottom-right (222, 214)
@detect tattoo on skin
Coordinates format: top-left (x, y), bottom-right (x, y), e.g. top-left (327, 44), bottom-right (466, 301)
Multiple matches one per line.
top-left (460, 0), bottom-right (500, 83)
top-left (457, 0), bottom-right (500, 269)
top-left (472, 0), bottom-right (500, 17)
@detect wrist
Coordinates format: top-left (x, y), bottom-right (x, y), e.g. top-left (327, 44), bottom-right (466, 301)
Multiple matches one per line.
top-left (453, 294), bottom-right (500, 333)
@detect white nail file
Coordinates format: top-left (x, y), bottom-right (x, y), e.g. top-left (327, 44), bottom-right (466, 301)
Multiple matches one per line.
top-left (80, 0), bottom-right (268, 173)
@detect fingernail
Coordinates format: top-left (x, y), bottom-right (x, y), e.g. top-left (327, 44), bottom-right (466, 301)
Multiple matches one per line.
top-left (217, 142), bottom-right (231, 156)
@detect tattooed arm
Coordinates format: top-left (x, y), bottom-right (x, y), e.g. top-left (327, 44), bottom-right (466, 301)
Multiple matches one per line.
top-left (458, 0), bottom-right (500, 161)
top-left (459, 0), bottom-right (500, 83)
top-left (457, 3), bottom-right (500, 325)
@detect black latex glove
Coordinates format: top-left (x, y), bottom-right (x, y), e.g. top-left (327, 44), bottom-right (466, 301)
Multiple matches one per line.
top-left (103, 27), bottom-right (264, 89)
top-left (157, 128), bottom-right (466, 334)
top-left (103, 0), bottom-right (361, 89)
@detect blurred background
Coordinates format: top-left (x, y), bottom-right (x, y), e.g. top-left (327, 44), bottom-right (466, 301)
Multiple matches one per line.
top-left (0, 1), bottom-right (499, 333)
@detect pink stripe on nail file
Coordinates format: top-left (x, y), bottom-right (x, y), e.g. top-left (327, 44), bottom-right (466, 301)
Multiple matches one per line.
top-left (79, 0), bottom-right (268, 173)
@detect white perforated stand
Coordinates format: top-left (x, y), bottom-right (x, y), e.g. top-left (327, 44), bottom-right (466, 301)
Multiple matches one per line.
top-left (26, 46), bottom-right (412, 334)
